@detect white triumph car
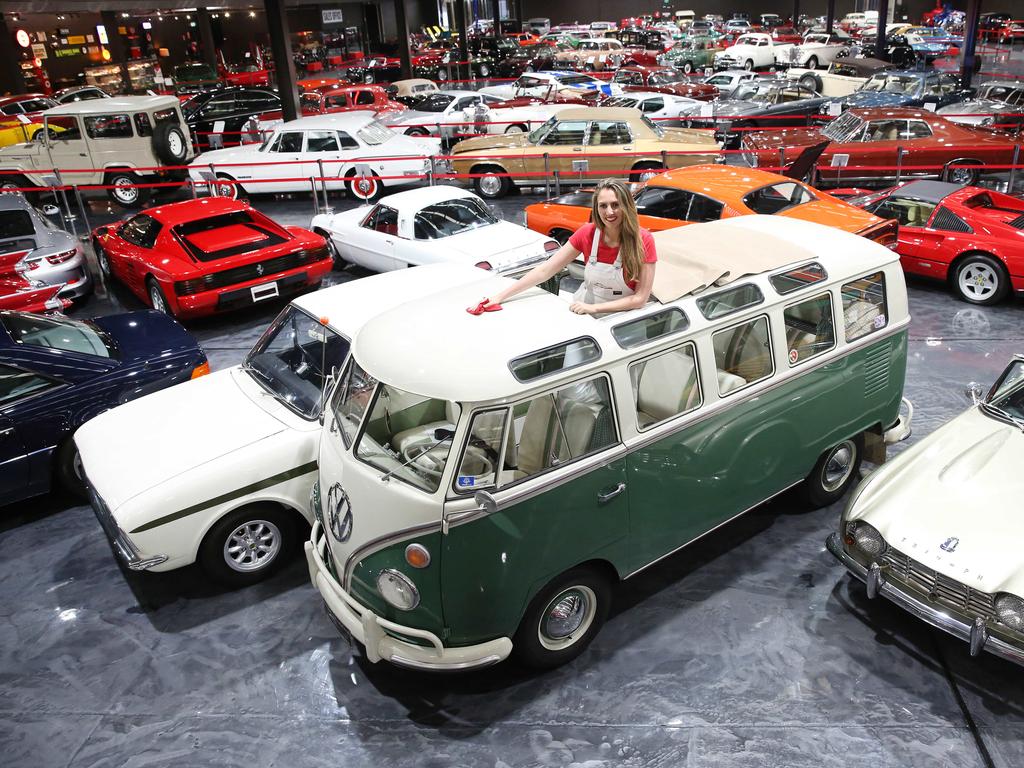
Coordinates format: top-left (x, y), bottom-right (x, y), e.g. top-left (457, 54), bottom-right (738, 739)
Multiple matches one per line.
top-left (311, 186), bottom-right (560, 274)
top-left (77, 265), bottom-right (490, 587)
top-left (189, 113), bottom-right (439, 201)
top-left (828, 355), bottom-right (1024, 667)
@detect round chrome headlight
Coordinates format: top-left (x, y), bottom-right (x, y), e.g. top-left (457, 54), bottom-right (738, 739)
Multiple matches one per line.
top-left (377, 569), bottom-right (420, 611)
top-left (851, 521), bottom-right (887, 557)
top-left (995, 593), bottom-right (1024, 632)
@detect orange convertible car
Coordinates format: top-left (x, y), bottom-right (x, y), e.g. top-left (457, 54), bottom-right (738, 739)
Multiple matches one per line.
top-left (525, 165), bottom-right (898, 247)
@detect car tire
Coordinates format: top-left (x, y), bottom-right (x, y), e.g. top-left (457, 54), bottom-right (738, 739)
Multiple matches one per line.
top-left (512, 565), bottom-right (611, 669)
top-left (0, 173), bottom-right (32, 193)
top-left (152, 121), bottom-right (190, 165)
top-left (629, 162), bottom-right (664, 183)
top-left (345, 172), bottom-right (382, 201)
top-left (55, 439), bottom-right (87, 499)
top-left (799, 73), bottom-right (823, 92)
top-left (146, 276), bottom-right (173, 316)
top-left (198, 504), bottom-right (297, 588)
top-left (93, 238), bottom-right (112, 278)
top-left (405, 127), bottom-right (430, 136)
top-left (953, 253), bottom-right (1009, 306)
top-left (744, 59), bottom-right (754, 71)
top-left (316, 229), bottom-right (348, 269)
top-left (802, 434), bottom-right (863, 509)
top-left (806, 55), bottom-right (819, 70)
top-left (364, 72), bottom-right (375, 84)
top-left (504, 123), bottom-right (527, 134)
top-left (943, 160), bottom-right (981, 185)
top-left (472, 165), bottom-right (511, 198)
top-left (682, 60), bottom-right (694, 74)
top-left (105, 171), bottom-right (149, 209)
top-left (214, 173), bottom-right (245, 200)
top-left (436, 68), bottom-right (449, 82)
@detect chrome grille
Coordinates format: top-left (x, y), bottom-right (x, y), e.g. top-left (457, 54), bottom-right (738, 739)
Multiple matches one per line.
top-left (883, 547), bottom-right (995, 619)
top-left (863, 341), bottom-right (891, 397)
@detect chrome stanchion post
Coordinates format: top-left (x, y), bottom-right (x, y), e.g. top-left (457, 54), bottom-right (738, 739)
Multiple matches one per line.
top-left (1010, 144), bottom-right (1020, 191)
top-left (778, 147), bottom-right (785, 173)
top-left (543, 152), bottom-right (550, 198)
top-left (427, 154), bottom-right (435, 186)
top-left (208, 162), bottom-right (217, 197)
top-left (48, 170), bottom-right (77, 238)
top-left (310, 176), bottom-right (320, 216)
top-left (317, 158), bottom-right (331, 214)
top-left (553, 169), bottom-right (560, 196)
top-left (661, 149), bottom-right (667, 171)
top-left (72, 184), bottom-right (91, 236)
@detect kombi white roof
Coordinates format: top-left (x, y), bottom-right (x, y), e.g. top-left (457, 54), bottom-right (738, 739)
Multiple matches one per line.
top-left (45, 95), bottom-right (181, 116)
top-left (353, 216), bottom-right (901, 403)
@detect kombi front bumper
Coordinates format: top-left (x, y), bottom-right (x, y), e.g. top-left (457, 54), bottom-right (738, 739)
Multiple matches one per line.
top-left (826, 533), bottom-right (1024, 666)
top-left (305, 521), bottom-right (512, 671)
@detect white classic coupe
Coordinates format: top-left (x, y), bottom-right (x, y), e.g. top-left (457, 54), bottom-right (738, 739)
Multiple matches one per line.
top-left (76, 265), bottom-right (491, 587)
top-left (188, 113), bottom-right (439, 201)
top-left (828, 355), bottom-right (1024, 667)
top-left (310, 186), bottom-right (561, 274)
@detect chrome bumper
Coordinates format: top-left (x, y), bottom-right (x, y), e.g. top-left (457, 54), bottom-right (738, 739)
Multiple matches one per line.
top-left (884, 397), bottom-right (913, 445)
top-left (86, 477), bottom-right (168, 571)
top-left (826, 533), bottom-right (1024, 667)
top-left (305, 521), bottom-right (512, 671)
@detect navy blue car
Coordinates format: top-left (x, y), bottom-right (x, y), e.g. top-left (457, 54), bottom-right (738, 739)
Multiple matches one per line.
top-left (833, 70), bottom-right (965, 111)
top-left (0, 309), bottom-right (208, 506)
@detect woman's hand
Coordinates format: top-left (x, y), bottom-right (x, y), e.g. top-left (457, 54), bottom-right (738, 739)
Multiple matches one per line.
top-left (569, 302), bottom-right (597, 315)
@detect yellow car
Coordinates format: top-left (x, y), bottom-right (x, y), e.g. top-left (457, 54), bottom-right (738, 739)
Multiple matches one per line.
top-left (449, 106), bottom-right (720, 198)
top-left (0, 119), bottom-right (61, 148)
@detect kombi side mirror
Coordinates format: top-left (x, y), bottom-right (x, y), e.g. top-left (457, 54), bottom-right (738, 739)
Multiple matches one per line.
top-left (965, 382), bottom-right (984, 404)
top-left (474, 490), bottom-right (497, 515)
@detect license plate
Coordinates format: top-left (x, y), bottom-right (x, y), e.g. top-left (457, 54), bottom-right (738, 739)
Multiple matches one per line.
top-left (251, 282), bottom-right (279, 302)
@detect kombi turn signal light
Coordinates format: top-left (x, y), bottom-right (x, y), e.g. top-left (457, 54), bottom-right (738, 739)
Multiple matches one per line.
top-left (405, 543), bottom-right (431, 569)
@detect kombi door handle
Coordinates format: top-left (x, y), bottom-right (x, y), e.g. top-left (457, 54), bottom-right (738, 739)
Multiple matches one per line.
top-left (597, 482), bottom-right (626, 504)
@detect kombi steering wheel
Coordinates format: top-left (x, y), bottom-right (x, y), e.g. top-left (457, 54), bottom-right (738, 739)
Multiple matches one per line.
top-left (401, 436), bottom-right (493, 481)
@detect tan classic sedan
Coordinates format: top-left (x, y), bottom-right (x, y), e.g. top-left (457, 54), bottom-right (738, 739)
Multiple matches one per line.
top-left (449, 106), bottom-right (721, 198)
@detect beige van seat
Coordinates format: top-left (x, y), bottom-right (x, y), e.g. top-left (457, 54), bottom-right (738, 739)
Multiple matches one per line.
top-left (717, 369), bottom-right (747, 395)
top-left (844, 300), bottom-right (881, 340)
top-left (516, 395), bottom-right (602, 477)
top-left (391, 401), bottom-right (460, 454)
top-left (636, 352), bottom-right (699, 428)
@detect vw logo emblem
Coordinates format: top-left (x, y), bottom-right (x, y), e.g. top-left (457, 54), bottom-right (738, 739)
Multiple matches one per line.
top-left (255, 264), bottom-right (264, 277)
top-left (940, 537), bottom-right (960, 553)
top-left (326, 482), bottom-right (353, 543)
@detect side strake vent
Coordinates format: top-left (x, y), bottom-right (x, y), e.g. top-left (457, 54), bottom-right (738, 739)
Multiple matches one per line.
top-left (864, 341), bottom-right (892, 397)
top-left (1009, 213), bottom-right (1024, 230)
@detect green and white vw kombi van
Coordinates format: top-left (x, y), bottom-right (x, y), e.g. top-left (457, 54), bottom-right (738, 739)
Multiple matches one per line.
top-left (305, 215), bottom-right (912, 671)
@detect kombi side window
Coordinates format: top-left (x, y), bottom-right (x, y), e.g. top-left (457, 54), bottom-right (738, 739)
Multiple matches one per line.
top-left (331, 361), bottom-right (379, 448)
top-left (841, 272), bottom-right (887, 342)
top-left (696, 283), bottom-right (764, 321)
top-left (84, 114), bottom-right (133, 139)
top-left (510, 338), bottom-right (600, 382)
top-left (612, 308), bottom-right (688, 349)
top-left (453, 376), bottom-right (617, 493)
top-left (712, 316), bottom-right (773, 395)
top-left (630, 344), bottom-right (701, 430)
top-left (784, 292), bottom-right (835, 365)
top-left (769, 262), bottom-right (827, 295)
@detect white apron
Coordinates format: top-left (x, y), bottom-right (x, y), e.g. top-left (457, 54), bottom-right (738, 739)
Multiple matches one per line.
top-left (571, 227), bottom-right (635, 308)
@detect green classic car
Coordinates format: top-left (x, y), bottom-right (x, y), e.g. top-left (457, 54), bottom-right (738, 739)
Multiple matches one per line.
top-left (658, 36), bottom-right (724, 73)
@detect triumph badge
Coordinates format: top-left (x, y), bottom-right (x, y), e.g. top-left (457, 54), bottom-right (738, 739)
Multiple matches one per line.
top-left (940, 537), bottom-right (960, 553)
top-left (327, 482), bottom-right (353, 542)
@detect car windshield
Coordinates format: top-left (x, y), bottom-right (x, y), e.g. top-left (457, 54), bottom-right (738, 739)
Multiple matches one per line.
top-left (414, 197), bottom-right (498, 239)
top-left (412, 93), bottom-right (455, 112)
top-left (744, 84), bottom-right (779, 103)
top-left (175, 63), bottom-right (218, 81)
top-left (1, 311), bottom-right (116, 358)
top-left (0, 210), bottom-right (34, 240)
top-left (355, 120), bottom-right (393, 145)
top-left (822, 111), bottom-right (864, 142)
top-left (649, 71), bottom-right (687, 85)
top-left (528, 114), bottom-right (558, 143)
top-left (862, 74), bottom-right (921, 94)
top-left (982, 360), bottom-right (1024, 429)
top-left (641, 114), bottom-right (663, 137)
top-left (243, 305), bottom-right (350, 419)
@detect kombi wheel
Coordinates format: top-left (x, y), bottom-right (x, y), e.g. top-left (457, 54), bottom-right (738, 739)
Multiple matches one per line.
top-left (802, 435), bottom-right (863, 508)
top-left (199, 504), bottom-right (297, 587)
top-left (513, 566), bottom-right (611, 669)
top-left (106, 170), bottom-right (149, 208)
top-left (953, 253), bottom-right (1008, 306)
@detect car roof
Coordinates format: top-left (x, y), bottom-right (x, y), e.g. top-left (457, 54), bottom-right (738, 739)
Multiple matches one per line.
top-left (141, 196), bottom-right (252, 226)
top-left (850, 107), bottom-right (938, 120)
top-left (555, 106), bottom-right (647, 122)
top-left (374, 185), bottom-right (478, 212)
top-left (274, 112), bottom-right (377, 130)
top-left (0, 193), bottom-right (32, 212)
top-left (890, 180), bottom-right (962, 203)
top-left (45, 95), bottom-right (182, 115)
top-left (0, 94), bottom-right (50, 106)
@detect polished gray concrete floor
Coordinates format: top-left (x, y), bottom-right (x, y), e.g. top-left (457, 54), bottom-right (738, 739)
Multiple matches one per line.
top-left (3, 186), bottom-right (1024, 768)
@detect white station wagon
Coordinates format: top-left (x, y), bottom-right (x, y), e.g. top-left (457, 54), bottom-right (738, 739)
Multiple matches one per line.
top-left (310, 186), bottom-right (561, 273)
top-left (188, 113), bottom-right (439, 201)
top-left (76, 265), bottom-right (489, 587)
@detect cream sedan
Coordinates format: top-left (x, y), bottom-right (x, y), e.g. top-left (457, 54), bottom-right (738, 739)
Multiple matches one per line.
top-left (828, 355), bottom-right (1024, 666)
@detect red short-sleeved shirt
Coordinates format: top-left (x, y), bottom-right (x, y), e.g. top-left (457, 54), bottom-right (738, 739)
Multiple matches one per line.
top-left (568, 223), bottom-right (658, 291)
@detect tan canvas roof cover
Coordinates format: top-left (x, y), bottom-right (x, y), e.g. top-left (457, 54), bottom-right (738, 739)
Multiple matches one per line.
top-left (650, 217), bottom-right (818, 303)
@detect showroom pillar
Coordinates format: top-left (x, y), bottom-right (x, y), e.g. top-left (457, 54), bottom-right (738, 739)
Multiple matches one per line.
top-left (196, 9), bottom-right (219, 69)
top-left (874, 0), bottom-right (889, 61)
top-left (99, 11), bottom-right (132, 93)
top-left (0, 15), bottom-right (27, 96)
top-left (263, 0), bottom-right (299, 122)
top-left (792, 0), bottom-right (799, 27)
top-left (492, 0), bottom-right (501, 36)
top-left (960, 0), bottom-right (981, 88)
top-left (454, 0), bottom-right (469, 80)
top-left (394, 0), bottom-right (413, 80)
top-left (825, 0), bottom-right (836, 33)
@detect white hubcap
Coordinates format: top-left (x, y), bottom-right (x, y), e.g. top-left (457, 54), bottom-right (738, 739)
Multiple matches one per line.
top-left (959, 263), bottom-right (998, 300)
top-left (168, 132), bottom-right (184, 157)
top-left (114, 179), bottom-right (138, 203)
top-left (224, 519), bottom-right (282, 572)
top-left (479, 174), bottom-right (502, 196)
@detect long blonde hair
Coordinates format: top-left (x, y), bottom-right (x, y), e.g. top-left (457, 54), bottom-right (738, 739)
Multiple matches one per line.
top-left (590, 179), bottom-right (644, 284)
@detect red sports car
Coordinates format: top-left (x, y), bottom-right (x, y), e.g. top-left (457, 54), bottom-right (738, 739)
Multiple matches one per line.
top-left (91, 198), bottom-right (332, 319)
top-left (611, 65), bottom-right (718, 101)
top-left (0, 279), bottom-right (68, 313)
top-left (844, 180), bottom-right (1024, 305)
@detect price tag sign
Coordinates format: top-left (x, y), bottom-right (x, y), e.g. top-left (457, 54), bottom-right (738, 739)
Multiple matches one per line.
top-left (704, 67), bottom-right (713, 77)
top-left (571, 159), bottom-right (589, 172)
top-left (827, 101), bottom-right (842, 117)
top-left (830, 154), bottom-right (849, 168)
top-left (699, 102), bottom-right (714, 117)
top-left (923, 102), bottom-right (937, 112)
top-left (209, 120), bottom-right (226, 150)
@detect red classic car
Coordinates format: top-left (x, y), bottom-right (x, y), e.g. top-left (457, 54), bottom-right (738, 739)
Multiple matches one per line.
top-left (90, 198), bottom-right (332, 319)
top-left (265, 85), bottom-right (407, 124)
top-left (221, 64), bottom-right (271, 87)
top-left (611, 65), bottom-right (718, 101)
top-left (618, 29), bottom-right (674, 66)
top-left (843, 180), bottom-right (1024, 305)
top-left (740, 108), bottom-right (1022, 186)
top-left (0, 279), bottom-right (68, 313)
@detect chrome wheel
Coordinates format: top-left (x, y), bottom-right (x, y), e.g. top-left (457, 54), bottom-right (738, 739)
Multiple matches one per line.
top-left (111, 177), bottom-right (139, 206)
top-left (538, 585), bottom-right (597, 651)
top-left (821, 440), bottom-right (856, 493)
top-left (478, 173), bottom-right (503, 197)
top-left (223, 519), bottom-right (282, 573)
top-left (215, 177), bottom-right (238, 198)
top-left (958, 261), bottom-right (999, 302)
top-left (947, 165), bottom-right (978, 185)
top-left (148, 282), bottom-right (169, 313)
top-left (96, 245), bottom-right (110, 276)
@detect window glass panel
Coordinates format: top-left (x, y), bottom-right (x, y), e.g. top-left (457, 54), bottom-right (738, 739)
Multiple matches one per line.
top-left (634, 187), bottom-right (692, 220)
top-left (696, 283), bottom-right (764, 321)
top-left (134, 112), bottom-right (153, 137)
top-left (784, 292), bottom-right (835, 365)
top-left (413, 197), bottom-right (497, 239)
top-left (905, 120), bottom-right (932, 139)
top-left (454, 410), bottom-right (506, 490)
top-left (870, 197), bottom-right (936, 227)
top-left (119, 214), bottom-right (162, 248)
top-left (330, 360), bottom-right (379, 448)
top-left (2, 313), bottom-right (113, 358)
top-left (769, 262), bottom-right (827, 294)
top-left (305, 130), bottom-right (339, 152)
top-left (272, 132), bottom-right (303, 152)
top-left (863, 120), bottom-right (905, 142)
top-left (153, 108), bottom-right (181, 126)
top-left (510, 337), bottom-right (601, 382)
top-left (631, 344), bottom-right (701, 429)
top-left (712, 316), bottom-right (773, 395)
top-left (0, 363), bottom-right (56, 405)
top-left (742, 182), bottom-right (813, 215)
top-left (842, 272), bottom-right (888, 341)
top-left (589, 121), bottom-right (632, 145)
top-left (336, 131), bottom-right (359, 148)
top-left (612, 308), bottom-right (689, 348)
top-left (84, 113), bottom-right (133, 139)
top-left (46, 116), bottom-right (82, 142)
top-left (686, 193), bottom-right (725, 222)
top-left (540, 120), bottom-right (588, 145)
top-left (368, 205), bottom-right (398, 235)
top-left (199, 95), bottom-right (237, 118)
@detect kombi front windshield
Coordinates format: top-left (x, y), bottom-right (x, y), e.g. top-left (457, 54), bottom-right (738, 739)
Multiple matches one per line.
top-left (334, 360), bottom-right (457, 492)
top-left (243, 305), bottom-right (349, 419)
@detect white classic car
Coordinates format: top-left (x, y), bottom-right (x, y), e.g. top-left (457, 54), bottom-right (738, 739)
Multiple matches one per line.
top-left (189, 113), bottom-right (439, 201)
top-left (703, 69), bottom-right (759, 98)
top-left (480, 71), bottom-right (623, 101)
top-left (828, 355), bottom-right (1024, 667)
top-left (310, 186), bottom-right (560, 274)
top-left (454, 100), bottom-right (578, 136)
top-left (784, 32), bottom-right (851, 69)
top-left (602, 92), bottom-right (703, 126)
top-left (384, 89), bottom-right (502, 139)
top-left (713, 33), bottom-right (786, 70)
top-left (77, 264), bottom-right (491, 587)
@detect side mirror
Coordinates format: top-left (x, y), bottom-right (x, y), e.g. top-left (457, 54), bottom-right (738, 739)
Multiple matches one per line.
top-left (95, 225), bottom-right (108, 236)
top-left (965, 382), bottom-right (984, 405)
top-left (42, 204), bottom-right (60, 216)
top-left (474, 489), bottom-right (497, 515)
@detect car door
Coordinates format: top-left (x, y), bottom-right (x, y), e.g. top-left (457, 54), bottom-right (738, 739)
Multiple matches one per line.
top-left (109, 213), bottom-right (162, 296)
top-left (852, 118), bottom-right (905, 181)
top-left (867, 193), bottom-right (936, 265)
top-left (259, 130), bottom-right (306, 193)
top-left (43, 115), bottom-right (98, 185)
top-left (534, 119), bottom-right (588, 177)
top-left (302, 129), bottom-right (346, 190)
top-left (0, 363), bottom-right (62, 504)
top-left (585, 119), bottom-right (636, 175)
top-left (0, 412), bottom-right (28, 503)
top-left (345, 204), bottom-right (400, 271)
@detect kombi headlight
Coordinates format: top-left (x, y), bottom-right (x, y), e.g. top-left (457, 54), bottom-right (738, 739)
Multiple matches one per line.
top-left (309, 481), bottom-right (323, 528)
top-left (845, 521), bottom-right (887, 557)
top-left (995, 594), bottom-right (1024, 632)
top-left (377, 569), bottom-right (420, 611)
